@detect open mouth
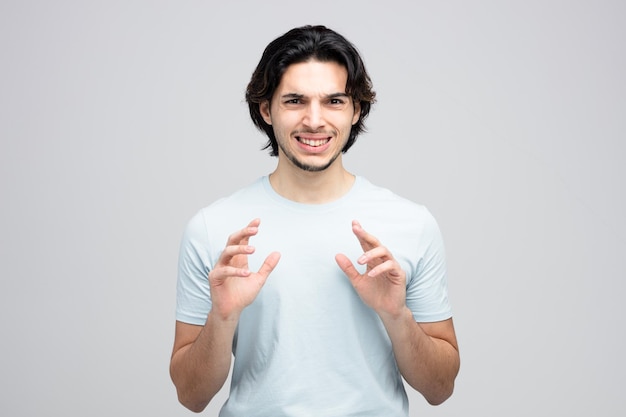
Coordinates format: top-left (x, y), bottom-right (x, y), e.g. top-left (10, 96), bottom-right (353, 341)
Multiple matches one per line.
top-left (296, 136), bottom-right (330, 147)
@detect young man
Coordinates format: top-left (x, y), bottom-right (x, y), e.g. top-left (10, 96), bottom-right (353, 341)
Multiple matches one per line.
top-left (170, 25), bottom-right (460, 416)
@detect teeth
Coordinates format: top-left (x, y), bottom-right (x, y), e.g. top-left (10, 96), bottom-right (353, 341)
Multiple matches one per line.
top-left (299, 138), bottom-right (328, 147)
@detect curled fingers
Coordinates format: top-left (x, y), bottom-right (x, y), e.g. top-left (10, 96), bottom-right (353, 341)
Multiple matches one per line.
top-left (351, 220), bottom-right (381, 252)
top-left (216, 219), bottom-right (261, 266)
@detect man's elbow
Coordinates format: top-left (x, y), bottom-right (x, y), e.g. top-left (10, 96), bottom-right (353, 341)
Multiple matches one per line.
top-left (172, 377), bottom-right (210, 413)
top-left (177, 392), bottom-right (210, 414)
top-left (424, 381), bottom-right (455, 406)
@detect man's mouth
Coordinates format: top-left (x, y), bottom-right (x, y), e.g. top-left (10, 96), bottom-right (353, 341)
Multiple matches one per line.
top-left (296, 136), bottom-right (330, 147)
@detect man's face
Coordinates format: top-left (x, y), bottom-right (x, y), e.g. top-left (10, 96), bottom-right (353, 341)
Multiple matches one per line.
top-left (260, 60), bottom-right (361, 172)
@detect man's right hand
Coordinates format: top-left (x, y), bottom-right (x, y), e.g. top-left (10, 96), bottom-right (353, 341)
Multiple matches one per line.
top-left (208, 218), bottom-right (281, 321)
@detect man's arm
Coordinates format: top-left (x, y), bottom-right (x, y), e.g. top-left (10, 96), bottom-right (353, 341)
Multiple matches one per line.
top-left (170, 317), bottom-right (238, 412)
top-left (170, 219), bottom-right (281, 412)
top-left (335, 220), bottom-right (460, 405)
top-left (379, 312), bottom-right (459, 405)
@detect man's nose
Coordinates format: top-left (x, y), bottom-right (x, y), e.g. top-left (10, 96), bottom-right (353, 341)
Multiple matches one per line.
top-left (303, 102), bottom-right (324, 129)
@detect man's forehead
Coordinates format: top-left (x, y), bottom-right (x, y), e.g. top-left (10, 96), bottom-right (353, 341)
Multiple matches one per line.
top-left (276, 60), bottom-right (349, 94)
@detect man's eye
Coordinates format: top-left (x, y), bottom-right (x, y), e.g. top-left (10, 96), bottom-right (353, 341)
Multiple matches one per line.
top-left (286, 99), bottom-right (301, 104)
top-left (330, 99), bottom-right (344, 105)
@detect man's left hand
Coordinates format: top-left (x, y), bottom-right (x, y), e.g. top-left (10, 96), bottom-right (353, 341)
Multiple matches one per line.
top-left (335, 220), bottom-right (407, 319)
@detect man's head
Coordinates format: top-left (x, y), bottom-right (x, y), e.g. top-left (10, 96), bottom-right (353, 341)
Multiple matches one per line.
top-left (246, 25), bottom-right (376, 156)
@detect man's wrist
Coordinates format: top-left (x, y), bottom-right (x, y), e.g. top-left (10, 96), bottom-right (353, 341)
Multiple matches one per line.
top-left (378, 305), bottom-right (413, 328)
top-left (207, 306), bottom-right (242, 325)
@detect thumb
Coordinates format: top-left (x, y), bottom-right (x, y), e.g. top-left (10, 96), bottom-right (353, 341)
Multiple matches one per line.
top-left (257, 251), bottom-right (281, 278)
top-left (335, 253), bottom-right (361, 282)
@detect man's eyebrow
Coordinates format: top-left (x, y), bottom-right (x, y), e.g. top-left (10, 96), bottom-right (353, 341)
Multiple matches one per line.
top-left (327, 93), bottom-right (350, 99)
top-left (279, 92), bottom-right (350, 99)
top-left (280, 93), bottom-right (304, 100)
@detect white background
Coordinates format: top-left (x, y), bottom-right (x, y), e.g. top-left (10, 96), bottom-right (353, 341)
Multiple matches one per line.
top-left (1, 1), bottom-right (624, 415)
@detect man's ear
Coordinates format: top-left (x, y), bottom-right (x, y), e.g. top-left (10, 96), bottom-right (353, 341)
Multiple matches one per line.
top-left (352, 101), bottom-right (361, 125)
top-left (260, 101), bottom-right (272, 125)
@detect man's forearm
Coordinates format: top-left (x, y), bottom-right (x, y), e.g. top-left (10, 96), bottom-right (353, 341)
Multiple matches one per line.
top-left (170, 313), bottom-right (239, 413)
top-left (380, 308), bottom-right (460, 405)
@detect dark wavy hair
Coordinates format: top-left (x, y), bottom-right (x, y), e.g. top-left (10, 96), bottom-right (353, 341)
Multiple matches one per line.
top-left (246, 25), bottom-right (376, 156)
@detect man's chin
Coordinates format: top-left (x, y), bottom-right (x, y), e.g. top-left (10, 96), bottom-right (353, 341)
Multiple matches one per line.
top-left (291, 157), bottom-right (336, 172)
top-left (299, 163), bottom-right (331, 172)
top-left (279, 144), bottom-right (341, 173)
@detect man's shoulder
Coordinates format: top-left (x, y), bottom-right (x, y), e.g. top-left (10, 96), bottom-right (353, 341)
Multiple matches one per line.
top-left (184, 177), bottom-right (268, 233)
top-left (199, 177), bottom-right (266, 212)
top-left (352, 177), bottom-right (441, 239)
top-left (356, 177), bottom-right (428, 212)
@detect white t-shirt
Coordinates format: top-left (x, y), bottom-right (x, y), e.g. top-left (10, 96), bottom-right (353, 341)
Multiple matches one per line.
top-left (176, 176), bottom-right (452, 416)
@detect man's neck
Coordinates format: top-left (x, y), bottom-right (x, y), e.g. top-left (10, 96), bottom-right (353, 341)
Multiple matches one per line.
top-left (269, 159), bottom-right (355, 204)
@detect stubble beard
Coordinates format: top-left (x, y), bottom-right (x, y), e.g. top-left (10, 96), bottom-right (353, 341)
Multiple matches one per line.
top-left (278, 141), bottom-right (343, 172)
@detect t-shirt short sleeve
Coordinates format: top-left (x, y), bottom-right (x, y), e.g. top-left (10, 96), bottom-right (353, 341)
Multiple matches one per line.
top-left (175, 210), bottom-right (213, 325)
top-left (405, 209), bottom-right (452, 323)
